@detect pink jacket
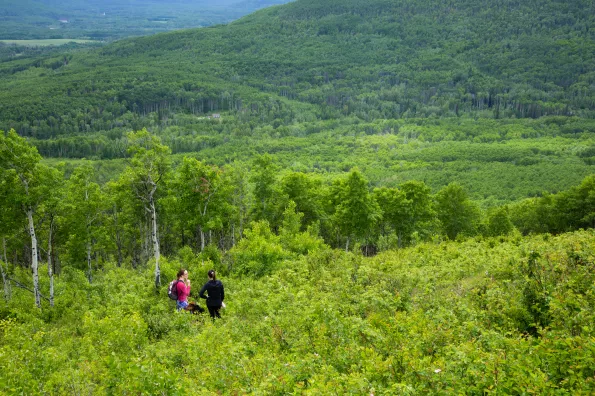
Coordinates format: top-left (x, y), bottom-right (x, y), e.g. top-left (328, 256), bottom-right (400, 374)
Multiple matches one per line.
top-left (176, 281), bottom-right (191, 302)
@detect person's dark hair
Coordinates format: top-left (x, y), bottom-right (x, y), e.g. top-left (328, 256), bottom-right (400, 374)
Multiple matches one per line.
top-left (177, 269), bottom-right (187, 279)
top-left (208, 269), bottom-right (216, 280)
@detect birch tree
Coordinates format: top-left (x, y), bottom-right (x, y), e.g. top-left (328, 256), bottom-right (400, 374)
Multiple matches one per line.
top-left (0, 173), bottom-right (19, 300)
top-left (126, 129), bottom-right (170, 289)
top-left (223, 162), bottom-right (250, 248)
top-left (0, 129), bottom-right (50, 308)
top-left (64, 163), bottom-right (103, 283)
top-left (37, 165), bottom-right (63, 307)
top-left (250, 154), bottom-right (280, 226)
top-left (174, 157), bottom-right (228, 251)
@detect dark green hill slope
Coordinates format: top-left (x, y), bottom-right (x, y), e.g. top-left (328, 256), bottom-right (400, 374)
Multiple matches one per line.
top-left (1, 0), bottom-right (594, 139)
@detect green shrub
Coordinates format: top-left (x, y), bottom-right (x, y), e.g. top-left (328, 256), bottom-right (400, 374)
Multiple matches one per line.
top-left (230, 220), bottom-right (287, 277)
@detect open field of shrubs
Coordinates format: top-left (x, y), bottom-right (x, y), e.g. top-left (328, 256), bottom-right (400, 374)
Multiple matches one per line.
top-left (1, 229), bottom-right (594, 394)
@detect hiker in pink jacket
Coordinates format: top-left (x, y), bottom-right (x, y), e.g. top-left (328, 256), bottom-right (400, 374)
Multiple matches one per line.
top-left (176, 268), bottom-right (191, 311)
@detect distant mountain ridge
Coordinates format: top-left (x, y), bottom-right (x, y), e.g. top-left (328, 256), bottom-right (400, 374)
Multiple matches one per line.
top-left (0, 0), bottom-right (594, 139)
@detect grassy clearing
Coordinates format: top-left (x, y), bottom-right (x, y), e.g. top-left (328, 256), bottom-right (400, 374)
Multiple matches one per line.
top-left (0, 39), bottom-right (96, 46)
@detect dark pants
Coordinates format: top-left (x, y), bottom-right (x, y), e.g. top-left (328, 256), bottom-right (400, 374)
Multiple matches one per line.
top-left (208, 305), bottom-right (221, 319)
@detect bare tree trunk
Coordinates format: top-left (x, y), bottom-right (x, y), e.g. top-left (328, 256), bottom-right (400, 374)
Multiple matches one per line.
top-left (199, 225), bottom-right (205, 252)
top-left (0, 239), bottom-right (9, 300)
top-left (150, 197), bottom-right (160, 289)
top-left (113, 204), bottom-right (123, 267)
top-left (146, 217), bottom-right (152, 261)
top-left (48, 218), bottom-right (54, 307)
top-left (27, 207), bottom-right (41, 308)
top-left (1, 237), bottom-right (9, 300)
top-left (86, 240), bottom-right (92, 283)
top-left (232, 224), bottom-right (236, 247)
top-left (2, 236), bottom-right (6, 264)
top-left (116, 237), bottom-right (123, 268)
top-left (0, 261), bottom-right (9, 300)
top-left (139, 222), bottom-right (146, 264)
top-left (345, 237), bottom-right (350, 253)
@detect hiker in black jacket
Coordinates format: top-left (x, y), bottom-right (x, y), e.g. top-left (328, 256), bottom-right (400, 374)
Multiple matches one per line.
top-left (199, 269), bottom-right (225, 319)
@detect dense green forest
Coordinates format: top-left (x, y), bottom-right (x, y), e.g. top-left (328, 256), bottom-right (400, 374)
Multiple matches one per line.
top-left (1, 0), bottom-right (593, 205)
top-left (32, 116), bottom-right (595, 206)
top-left (2, 0), bottom-right (595, 137)
top-left (1, 0), bottom-right (595, 392)
top-left (0, 0), bottom-right (293, 41)
top-left (1, 131), bottom-right (594, 393)
top-left (1, 127), bottom-right (593, 299)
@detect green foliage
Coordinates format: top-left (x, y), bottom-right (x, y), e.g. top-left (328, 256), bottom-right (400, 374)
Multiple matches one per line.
top-left (62, 162), bottom-right (105, 276)
top-left (1, 0), bottom-right (594, 153)
top-left (171, 157), bottom-right (230, 251)
top-left (279, 201), bottom-right (326, 255)
top-left (0, 0), bottom-right (595, 389)
top-left (230, 220), bottom-right (286, 277)
top-left (509, 175), bottom-right (595, 235)
top-left (485, 206), bottom-right (515, 237)
top-left (435, 182), bottom-right (482, 240)
top-left (330, 168), bottom-right (380, 249)
top-left (374, 180), bottom-right (436, 247)
top-left (249, 154), bottom-right (281, 226)
top-left (1, 229), bottom-right (594, 393)
top-left (279, 171), bottom-right (326, 228)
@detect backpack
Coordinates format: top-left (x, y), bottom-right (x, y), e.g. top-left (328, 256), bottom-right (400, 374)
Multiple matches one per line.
top-left (167, 279), bottom-right (182, 301)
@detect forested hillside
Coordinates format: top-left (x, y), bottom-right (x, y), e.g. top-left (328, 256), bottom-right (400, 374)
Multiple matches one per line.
top-left (1, 0), bottom-right (595, 392)
top-left (2, 0), bottom-right (594, 138)
top-left (1, 0), bottom-right (593, 202)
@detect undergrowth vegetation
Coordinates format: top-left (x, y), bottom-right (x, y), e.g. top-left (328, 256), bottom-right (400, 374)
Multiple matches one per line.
top-left (1, 230), bottom-right (594, 394)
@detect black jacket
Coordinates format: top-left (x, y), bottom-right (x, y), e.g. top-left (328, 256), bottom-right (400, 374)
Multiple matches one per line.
top-left (199, 280), bottom-right (224, 307)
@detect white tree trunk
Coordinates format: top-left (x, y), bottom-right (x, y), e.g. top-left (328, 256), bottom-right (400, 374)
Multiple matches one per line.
top-left (139, 222), bottom-right (147, 264)
top-left (0, 258), bottom-right (9, 301)
top-left (113, 204), bottom-right (123, 267)
top-left (150, 197), bottom-right (160, 288)
top-left (1, 237), bottom-right (9, 300)
top-left (199, 226), bottom-right (205, 251)
top-left (27, 207), bottom-right (41, 308)
top-left (86, 240), bottom-right (92, 283)
top-left (48, 219), bottom-right (54, 307)
top-left (0, 263), bottom-right (8, 300)
top-left (345, 237), bottom-right (350, 252)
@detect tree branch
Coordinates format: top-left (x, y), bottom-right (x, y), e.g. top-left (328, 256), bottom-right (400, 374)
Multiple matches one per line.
top-left (7, 277), bottom-right (50, 302)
